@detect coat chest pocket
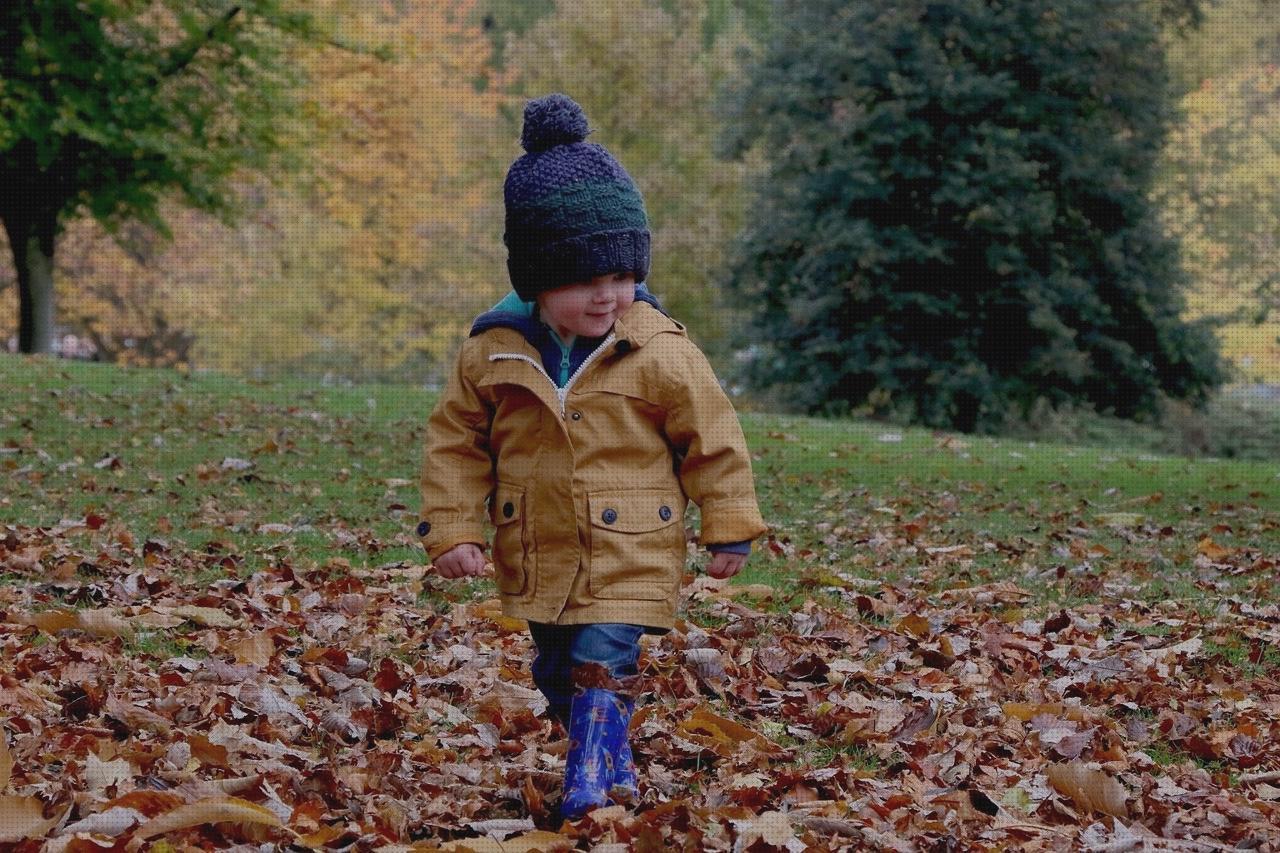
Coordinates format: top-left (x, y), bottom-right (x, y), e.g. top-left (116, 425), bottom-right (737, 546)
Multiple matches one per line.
top-left (587, 488), bottom-right (685, 600)
top-left (489, 483), bottom-right (529, 595)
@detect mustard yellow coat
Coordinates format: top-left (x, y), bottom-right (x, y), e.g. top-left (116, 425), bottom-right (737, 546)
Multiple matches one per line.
top-left (417, 300), bottom-right (767, 629)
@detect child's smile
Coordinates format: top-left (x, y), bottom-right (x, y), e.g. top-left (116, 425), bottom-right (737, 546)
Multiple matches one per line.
top-left (538, 272), bottom-right (637, 341)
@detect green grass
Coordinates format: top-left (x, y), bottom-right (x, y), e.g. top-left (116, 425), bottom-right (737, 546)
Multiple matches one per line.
top-left (3, 353), bottom-right (1278, 620)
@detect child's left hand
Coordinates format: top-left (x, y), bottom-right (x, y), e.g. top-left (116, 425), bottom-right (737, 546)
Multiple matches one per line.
top-left (706, 552), bottom-right (747, 580)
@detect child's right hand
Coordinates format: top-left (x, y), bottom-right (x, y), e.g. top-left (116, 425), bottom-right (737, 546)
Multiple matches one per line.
top-left (432, 543), bottom-right (488, 579)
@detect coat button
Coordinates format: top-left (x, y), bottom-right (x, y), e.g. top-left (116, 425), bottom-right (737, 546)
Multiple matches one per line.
top-left (602, 508), bottom-right (618, 524)
top-left (416, 521), bottom-right (431, 536)
top-left (503, 501), bottom-right (515, 518)
top-left (659, 505), bottom-right (672, 521)
top-left (615, 340), bottom-right (631, 355)
top-left (571, 411), bottom-right (582, 420)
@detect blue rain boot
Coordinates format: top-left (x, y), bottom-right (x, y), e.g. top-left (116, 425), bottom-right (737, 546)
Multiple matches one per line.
top-left (610, 730), bottom-right (638, 804)
top-left (561, 688), bottom-right (632, 820)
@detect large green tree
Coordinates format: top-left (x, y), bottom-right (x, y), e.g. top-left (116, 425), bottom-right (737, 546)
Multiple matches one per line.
top-left (722, 0), bottom-right (1225, 431)
top-left (0, 0), bottom-right (310, 353)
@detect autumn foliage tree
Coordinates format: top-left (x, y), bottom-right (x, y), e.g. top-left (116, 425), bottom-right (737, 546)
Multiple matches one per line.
top-left (0, 0), bottom-right (313, 354)
top-left (1159, 0), bottom-right (1280, 381)
top-left (159, 0), bottom-right (507, 381)
top-left (1, 0), bottom-right (505, 380)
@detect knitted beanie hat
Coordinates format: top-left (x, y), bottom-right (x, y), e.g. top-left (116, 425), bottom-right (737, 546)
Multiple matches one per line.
top-left (504, 94), bottom-right (650, 301)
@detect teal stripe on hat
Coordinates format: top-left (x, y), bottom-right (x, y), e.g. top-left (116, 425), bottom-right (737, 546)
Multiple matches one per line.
top-left (506, 178), bottom-right (648, 243)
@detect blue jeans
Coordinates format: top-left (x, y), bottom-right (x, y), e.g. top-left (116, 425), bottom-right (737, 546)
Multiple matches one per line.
top-left (528, 622), bottom-right (643, 725)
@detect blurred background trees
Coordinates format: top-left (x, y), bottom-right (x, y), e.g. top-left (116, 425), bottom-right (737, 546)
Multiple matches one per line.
top-left (1, 0), bottom-right (1276, 431)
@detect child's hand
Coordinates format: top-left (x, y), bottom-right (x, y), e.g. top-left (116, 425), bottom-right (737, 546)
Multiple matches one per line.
top-left (432, 543), bottom-right (488, 579)
top-left (706, 551), bottom-right (747, 580)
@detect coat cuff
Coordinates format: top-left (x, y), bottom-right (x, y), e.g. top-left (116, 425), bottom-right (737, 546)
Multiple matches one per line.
top-left (707, 540), bottom-right (751, 555)
top-left (418, 518), bottom-right (487, 562)
top-left (696, 499), bottom-right (767, 546)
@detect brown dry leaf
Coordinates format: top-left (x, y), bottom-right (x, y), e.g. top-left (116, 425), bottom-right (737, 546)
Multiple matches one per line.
top-left (296, 823), bottom-right (350, 847)
top-left (103, 695), bottom-right (173, 736)
top-left (13, 608), bottom-right (79, 633)
top-left (891, 702), bottom-right (939, 742)
top-left (1003, 703), bottom-right (1092, 724)
top-left (676, 706), bottom-right (780, 757)
top-left (480, 681), bottom-right (549, 717)
top-left (1045, 762), bottom-right (1128, 818)
top-left (159, 605), bottom-right (240, 628)
top-left (231, 632), bottom-right (276, 667)
top-left (1197, 537), bottom-right (1233, 561)
top-left (131, 610), bottom-right (187, 629)
top-left (126, 796), bottom-right (285, 850)
top-left (76, 608), bottom-right (137, 639)
top-left (733, 811), bottom-right (805, 852)
top-left (896, 614), bottom-right (932, 639)
top-left (0, 795), bottom-right (60, 842)
top-left (100, 790), bottom-right (185, 818)
top-left (473, 599), bottom-right (528, 633)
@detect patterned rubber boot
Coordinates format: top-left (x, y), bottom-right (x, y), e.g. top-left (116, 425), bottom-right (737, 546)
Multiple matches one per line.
top-left (609, 723), bottom-right (638, 804)
top-left (560, 688), bottom-right (632, 820)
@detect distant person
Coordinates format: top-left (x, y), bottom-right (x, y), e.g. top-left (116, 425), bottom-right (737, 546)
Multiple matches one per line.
top-left (417, 94), bottom-right (767, 820)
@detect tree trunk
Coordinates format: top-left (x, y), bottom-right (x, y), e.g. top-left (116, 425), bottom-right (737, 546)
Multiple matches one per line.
top-left (2, 212), bottom-right (58, 355)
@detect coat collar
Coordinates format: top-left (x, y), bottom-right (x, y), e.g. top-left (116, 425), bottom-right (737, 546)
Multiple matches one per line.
top-left (471, 297), bottom-right (684, 357)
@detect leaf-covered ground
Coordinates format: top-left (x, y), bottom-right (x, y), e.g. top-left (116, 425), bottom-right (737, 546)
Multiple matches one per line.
top-left (2, 355), bottom-right (1279, 850)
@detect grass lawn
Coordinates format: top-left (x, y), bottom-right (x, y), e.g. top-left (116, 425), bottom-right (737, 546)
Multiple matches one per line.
top-left (3, 353), bottom-right (1274, 617)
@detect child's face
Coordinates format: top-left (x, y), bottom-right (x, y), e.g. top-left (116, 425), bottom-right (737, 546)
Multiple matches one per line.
top-left (537, 272), bottom-right (636, 340)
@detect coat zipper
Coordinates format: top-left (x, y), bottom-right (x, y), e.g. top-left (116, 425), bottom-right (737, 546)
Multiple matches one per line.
top-left (489, 332), bottom-right (616, 418)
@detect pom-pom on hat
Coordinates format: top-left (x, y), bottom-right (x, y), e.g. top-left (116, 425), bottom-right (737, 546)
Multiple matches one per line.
top-left (504, 94), bottom-right (650, 301)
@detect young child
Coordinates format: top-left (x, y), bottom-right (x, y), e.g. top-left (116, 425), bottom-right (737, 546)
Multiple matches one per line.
top-left (417, 94), bottom-right (766, 819)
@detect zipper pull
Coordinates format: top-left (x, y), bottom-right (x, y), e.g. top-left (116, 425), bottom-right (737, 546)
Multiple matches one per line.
top-left (559, 350), bottom-right (570, 386)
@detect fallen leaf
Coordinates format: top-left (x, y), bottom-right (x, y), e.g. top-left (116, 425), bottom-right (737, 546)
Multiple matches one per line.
top-left (1043, 610), bottom-right (1071, 635)
top-left (12, 608), bottom-right (79, 633)
top-left (896, 614), bottom-right (932, 639)
top-left (160, 605), bottom-right (240, 628)
top-left (126, 797), bottom-right (284, 850)
top-left (466, 817), bottom-right (536, 839)
top-left (231, 632), bottom-right (276, 667)
top-left (732, 811), bottom-right (806, 852)
top-left (1197, 537), bottom-right (1233, 561)
top-left (85, 753), bottom-right (134, 794)
top-left (891, 702), bottom-right (939, 742)
top-left (1045, 762), bottom-right (1127, 818)
top-left (58, 806), bottom-right (145, 838)
top-left (676, 706), bottom-right (781, 757)
top-left (76, 608), bottom-right (137, 639)
top-left (1003, 703), bottom-right (1092, 724)
top-left (0, 795), bottom-right (59, 842)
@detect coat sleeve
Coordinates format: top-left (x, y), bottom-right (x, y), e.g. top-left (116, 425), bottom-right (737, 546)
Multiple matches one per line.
top-left (418, 341), bottom-right (494, 561)
top-left (662, 339), bottom-right (768, 546)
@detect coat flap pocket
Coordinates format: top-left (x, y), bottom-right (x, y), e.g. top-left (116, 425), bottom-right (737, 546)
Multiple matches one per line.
top-left (588, 489), bottom-right (682, 534)
top-left (490, 484), bottom-right (524, 527)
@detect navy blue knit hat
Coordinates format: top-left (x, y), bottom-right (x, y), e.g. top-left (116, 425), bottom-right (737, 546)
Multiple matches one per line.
top-left (504, 94), bottom-right (650, 301)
